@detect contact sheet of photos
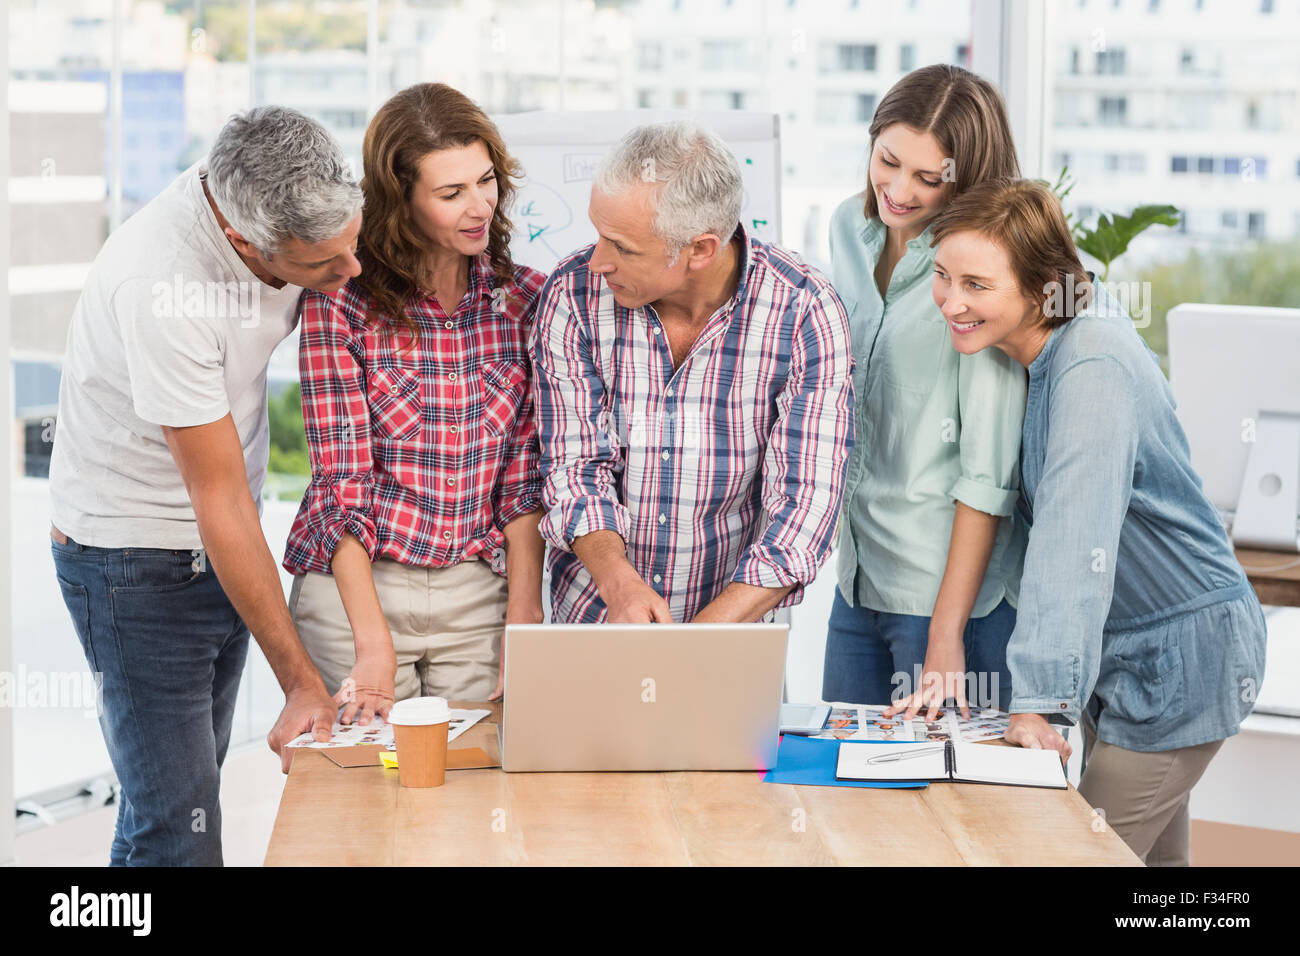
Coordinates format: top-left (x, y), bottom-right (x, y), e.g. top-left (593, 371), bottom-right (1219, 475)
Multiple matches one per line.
top-left (813, 705), bottom-right (1010, 744)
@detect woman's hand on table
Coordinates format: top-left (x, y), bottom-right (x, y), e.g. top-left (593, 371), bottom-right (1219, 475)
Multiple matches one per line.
top-left (884, 633), bottom-right (971, 721)
top-left (1005, 713), bottom-right (1072, 763)
top-left (337, 645), bottom-right (397, 725)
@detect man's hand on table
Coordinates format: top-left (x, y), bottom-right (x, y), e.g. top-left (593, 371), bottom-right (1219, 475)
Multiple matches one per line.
top-left (1005, 712), bottom-right (1072, 763)
top-left (267, 682), bottom-right (337, 774)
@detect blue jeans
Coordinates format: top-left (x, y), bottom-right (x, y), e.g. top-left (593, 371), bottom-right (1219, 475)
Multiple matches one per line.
top-left (822, 590), bottom-right (1016, 709)
top-left (51, 534), bottom-right (249, 866)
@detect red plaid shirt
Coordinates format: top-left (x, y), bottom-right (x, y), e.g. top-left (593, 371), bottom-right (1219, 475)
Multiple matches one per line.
top-left (283, 256), bottom-right (546, 576)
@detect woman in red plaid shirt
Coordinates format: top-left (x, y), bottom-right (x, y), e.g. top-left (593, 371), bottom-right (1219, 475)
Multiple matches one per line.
top-left (283, 83), bottom-right (547, 722)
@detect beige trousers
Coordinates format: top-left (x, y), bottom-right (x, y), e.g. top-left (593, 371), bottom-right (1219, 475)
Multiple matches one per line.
top-left (1078, 710), bottom-right (1224, 867)
top-left (289, 558), bottom-right (507, 703)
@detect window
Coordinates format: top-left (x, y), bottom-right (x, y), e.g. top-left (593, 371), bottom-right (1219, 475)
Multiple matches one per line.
top-left (899, 43), bottom-right (915, 72)
top-left (856, 93), bottom-right (877, 123)
top-left (1098, 95), bottom-right (1127, 126)
top-left (701, 39), bottom-right (747, 71)
top-left (1247, 210), bottom-right (1266, 237)
top-left (824, 43), bottom-right (876, 72)
top-left (1170, 155), bottom-right (1189, 173)
top-left (1095, 47), bottom-right (1126, 75)
top-left (815, 91), bottom-right (876, 125)
top-left (637, 41), bottom-right (662, 71)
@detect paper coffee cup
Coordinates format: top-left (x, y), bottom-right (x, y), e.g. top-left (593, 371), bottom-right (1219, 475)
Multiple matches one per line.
top-left (388, 696), bottom-right (451, 788)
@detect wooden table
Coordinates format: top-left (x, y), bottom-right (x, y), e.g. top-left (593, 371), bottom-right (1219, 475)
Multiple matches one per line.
top-left (1236, 547), bottom-right (1300, 608)
top-left (265, 702), bottom-right (1141, 866)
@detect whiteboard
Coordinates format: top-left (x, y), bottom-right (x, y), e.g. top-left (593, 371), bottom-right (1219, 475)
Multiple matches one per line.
top-left (490, 110), bottom-right (781, 274)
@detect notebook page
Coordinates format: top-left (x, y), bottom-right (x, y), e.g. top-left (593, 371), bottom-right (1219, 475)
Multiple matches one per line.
top-left (952, 742), bottom-right (1068, 789)
top-left (836, 742), bottom-right (948, 781)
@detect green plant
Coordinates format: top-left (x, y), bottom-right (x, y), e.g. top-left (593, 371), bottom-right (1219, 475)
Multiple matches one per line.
top-left (1044, 167), bottom-right (1181, 282)
top-left (267, 382), bottom-right (311, 488)
top-left (1137, 239), bottom-right (1300, 359)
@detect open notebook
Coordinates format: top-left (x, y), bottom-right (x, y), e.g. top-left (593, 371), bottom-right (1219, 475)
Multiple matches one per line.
top-left (836, 740), bottom-right (1067, 789)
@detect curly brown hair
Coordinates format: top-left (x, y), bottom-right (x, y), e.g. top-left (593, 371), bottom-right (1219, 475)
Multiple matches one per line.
top-left (356, 82), bottom-right (522, 340)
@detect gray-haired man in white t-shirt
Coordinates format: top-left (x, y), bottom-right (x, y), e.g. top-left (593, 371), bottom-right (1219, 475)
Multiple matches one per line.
top-left (49, 107), bottom-right (361, 866)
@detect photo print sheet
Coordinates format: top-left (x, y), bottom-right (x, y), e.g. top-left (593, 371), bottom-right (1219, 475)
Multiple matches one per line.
top-left (286, 708), bottom-right (491, 750)
top-left (814, 704), bottom-right (1010, 743)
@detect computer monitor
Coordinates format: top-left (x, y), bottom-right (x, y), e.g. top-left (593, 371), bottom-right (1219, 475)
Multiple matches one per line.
top-left (1167, 303), bottom-right (1300, 552)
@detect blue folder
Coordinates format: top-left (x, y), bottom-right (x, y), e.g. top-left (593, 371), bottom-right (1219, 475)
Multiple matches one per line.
top-left (762, 734), bottom-right (928, 790)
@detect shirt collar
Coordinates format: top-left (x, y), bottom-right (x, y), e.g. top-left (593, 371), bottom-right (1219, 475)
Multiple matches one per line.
top-left (726, 220), bottom-right (758, 311)
top-left (860, 214), bottom-right (936, 258)
top-left (468, 253), bottom-right (496, 300)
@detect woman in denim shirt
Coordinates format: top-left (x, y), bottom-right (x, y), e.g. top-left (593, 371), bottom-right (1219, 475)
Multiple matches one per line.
top-left (825, 65), bottom-right (1028, 719)
top-left (928, 178), bottom-right (1267, 866)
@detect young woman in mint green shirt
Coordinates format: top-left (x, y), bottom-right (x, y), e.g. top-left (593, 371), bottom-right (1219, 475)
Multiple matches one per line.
top-left (823, 65), bottom-right (1027, 718)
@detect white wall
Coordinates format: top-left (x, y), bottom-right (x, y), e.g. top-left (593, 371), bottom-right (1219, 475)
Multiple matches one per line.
top-left (1, 14), bottom-right (16, 866)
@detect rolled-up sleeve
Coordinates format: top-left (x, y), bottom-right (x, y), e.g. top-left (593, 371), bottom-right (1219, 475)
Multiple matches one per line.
top-left (949, 346), bottom-right (1027, 517)
top-left (1007, 355), bottom-right (1137, 726)
top-left (731, 283), bottom-right (856, 607)
top-left (289, 291), bottom-right (378, 571)
top-left (531, 272), bottom-right (630, 552)
top-left (492, 283), bottom-right (545, 529)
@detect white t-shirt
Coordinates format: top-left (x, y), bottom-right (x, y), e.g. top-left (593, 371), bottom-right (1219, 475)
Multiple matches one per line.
top-left (49, 163), bottom-right (303, 549)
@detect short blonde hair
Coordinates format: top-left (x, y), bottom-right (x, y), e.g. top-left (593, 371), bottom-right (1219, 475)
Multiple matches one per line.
top-left (930, 178), bottom-right (1093, 328)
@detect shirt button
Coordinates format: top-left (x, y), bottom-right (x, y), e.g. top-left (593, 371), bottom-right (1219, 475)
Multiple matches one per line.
top-left (448, 371), bottom-right (458, 381)
top-left (666, 387), bottom-right (674, 397)
top-left (447, 477), bottom-right (456, 486)
top-left (442, 530), bottom-right (452, 540)
top-left (661, 450), bottom-right (670, 460)
top-left (1059, 703), bottom-right (1068, 709)
top-left (389, 384), bottom-right (400, 394)
top-left (444, 321), bottom-right (453, 329)
top-left (652, 574), bottom-right (662, 584)
top-left (658, 513), bottom-right (666, 524)
top-left (449, 425), bottom-right (459, 434)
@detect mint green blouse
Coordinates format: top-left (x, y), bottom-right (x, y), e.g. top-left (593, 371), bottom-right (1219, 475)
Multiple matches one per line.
top-left (830, 192), bottom-right (1028, 617)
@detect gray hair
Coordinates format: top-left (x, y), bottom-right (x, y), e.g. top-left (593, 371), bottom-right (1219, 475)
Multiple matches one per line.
top-left (594, 121), bottom-right (743, 265)
top-left (205, 106), bottom-right (361, 256)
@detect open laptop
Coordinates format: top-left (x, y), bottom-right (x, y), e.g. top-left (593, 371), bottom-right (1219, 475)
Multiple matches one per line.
top-left (500, 623), bottom-right (788, 772)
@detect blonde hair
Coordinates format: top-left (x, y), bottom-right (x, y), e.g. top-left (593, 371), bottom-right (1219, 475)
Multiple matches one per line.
top-left (930, 178), bottom-right (1093, 328)
top-left (863, 64), bottom-right (1020, 220)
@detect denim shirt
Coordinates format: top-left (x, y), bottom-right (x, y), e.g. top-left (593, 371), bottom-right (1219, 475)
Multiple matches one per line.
top-left (1008, 279), bottom-right (1267, 752)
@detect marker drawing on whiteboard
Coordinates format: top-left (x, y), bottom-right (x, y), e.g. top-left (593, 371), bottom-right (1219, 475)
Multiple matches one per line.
top-left (512, 179), bottom-right (574, 261)
top-left (562, 152), bottom-right (602, 183)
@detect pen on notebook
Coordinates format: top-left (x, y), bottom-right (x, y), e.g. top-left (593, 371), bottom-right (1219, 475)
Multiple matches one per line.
top-left (866, 746), bottom-right (940, 765)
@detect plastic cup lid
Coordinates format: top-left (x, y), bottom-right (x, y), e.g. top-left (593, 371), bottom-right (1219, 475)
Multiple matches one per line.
top-left (388, 696), bottom-right (451, 726)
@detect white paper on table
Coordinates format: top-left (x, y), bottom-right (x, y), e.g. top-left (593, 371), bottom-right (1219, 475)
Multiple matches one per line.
top-left (286, 707), bottom-right (493, 750)
top-left (446, 708), bottom-right (491, 743)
